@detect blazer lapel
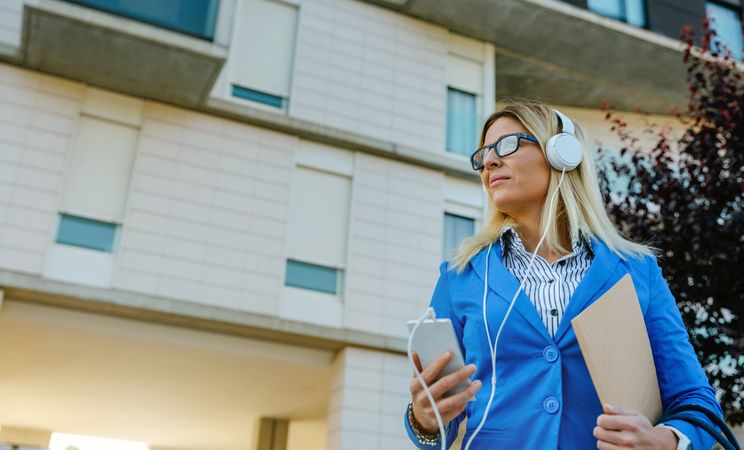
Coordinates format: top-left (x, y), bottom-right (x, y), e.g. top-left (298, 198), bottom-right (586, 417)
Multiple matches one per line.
top-left (470, 241), bottom-right (553, 343)
top-left (553, 238), bottom-right (623, 343)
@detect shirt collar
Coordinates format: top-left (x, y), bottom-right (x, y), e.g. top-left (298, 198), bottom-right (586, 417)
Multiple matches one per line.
top-left (499, 226), bottom-right (594, 259)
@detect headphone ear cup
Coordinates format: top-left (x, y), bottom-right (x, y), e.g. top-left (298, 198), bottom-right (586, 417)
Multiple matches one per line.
top-left (546, 133), bottom-right (583, 171)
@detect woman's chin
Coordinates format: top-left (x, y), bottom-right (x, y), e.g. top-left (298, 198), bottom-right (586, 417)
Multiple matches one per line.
top-left (489, 191), bottom-right (513, 208)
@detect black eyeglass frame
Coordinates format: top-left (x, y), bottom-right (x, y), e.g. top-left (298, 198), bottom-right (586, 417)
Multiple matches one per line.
top-left (470, 133), bottom-right (539, 171)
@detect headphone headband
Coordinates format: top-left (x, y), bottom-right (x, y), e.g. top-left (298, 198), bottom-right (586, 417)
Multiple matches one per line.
top-left (545, 108), bottom-right (582, 171)
top-left (553, 109), bottom-right (575, 135)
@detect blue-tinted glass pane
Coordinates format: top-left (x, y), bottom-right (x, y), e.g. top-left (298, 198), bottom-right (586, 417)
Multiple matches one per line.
top-left (63, 0), bottom-right (219, 40)
top-left (56, 214), bottom-right (117, 252)
top-left (446, 87), bottom-right (477, 157)
top-left (588, 0), bottom-right (623, 20)
top-left (625, 0), bottom-right (646, 27)
top-left (285, 260), bottom-right (339, 294)
top-left (443, 213), bottom-right (475, 259)
top-left (232, 85), bottom-right (285, 108)
top-left (706, 2), bottom-right (744, 60)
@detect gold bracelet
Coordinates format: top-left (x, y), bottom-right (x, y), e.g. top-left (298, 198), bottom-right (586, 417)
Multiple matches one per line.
top-left (407, 402), bottom-right (448, 446)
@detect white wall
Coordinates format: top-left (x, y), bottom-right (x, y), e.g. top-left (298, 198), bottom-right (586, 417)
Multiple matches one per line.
top-left (114, 102), bottom-right (295, 315)
top-left (0, 62), bottom-right (487, 339)
top-left (344, 153), bottom-right (444, 338)
top-left (290, 0), bottom-right (448, 152)
top-left (327, 347), bottom-right (414, 450)
top-left (0, 63), bottom-right (81, 275)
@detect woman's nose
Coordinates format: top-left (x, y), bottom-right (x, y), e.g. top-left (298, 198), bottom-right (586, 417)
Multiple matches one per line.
top-left (483, 149), bottom-right (501, 169)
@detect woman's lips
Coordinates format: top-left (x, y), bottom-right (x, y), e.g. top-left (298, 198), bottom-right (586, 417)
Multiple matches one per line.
top-left (489, 177), bottom-right (510, 187)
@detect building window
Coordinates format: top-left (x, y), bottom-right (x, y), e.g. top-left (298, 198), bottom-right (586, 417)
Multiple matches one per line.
top-left (62, 115), bottom-right (138, 223)
top-left (231, 85), bottom-right (284, 108)
top-left (446, 87), bottom-right (478, 157)
top-left (443, 213), bottom-right (475, 260)
top-left (706, 2), bottom-right (744, 60)
top-left (63, 0), bottom-right (220, 40)
top-left (56, 213), bottom-right (118, 253)
top-left (285, 166), bottom-right (351, 295)
top-left (587, 0), bottom-right (646, 27)
top-left (285, 259), bottom-right (341, 294)
top-left (229, 0), bottom-right (298, 110)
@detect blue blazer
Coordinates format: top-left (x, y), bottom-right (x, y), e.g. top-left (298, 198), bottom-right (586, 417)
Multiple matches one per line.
top-left (405, 238), bottom-right (723, 449)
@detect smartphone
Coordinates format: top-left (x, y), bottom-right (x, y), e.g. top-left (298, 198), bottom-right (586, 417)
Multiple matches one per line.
top-left (407, 318), bottom-right (473, 398)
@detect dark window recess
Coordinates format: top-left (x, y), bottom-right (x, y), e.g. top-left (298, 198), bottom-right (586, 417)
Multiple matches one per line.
top-left (645, 0), bottom-right (707, 43)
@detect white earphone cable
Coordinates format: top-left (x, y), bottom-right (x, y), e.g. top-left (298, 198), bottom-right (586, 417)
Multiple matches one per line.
top-left (464, 168), bottom-right (567, 449)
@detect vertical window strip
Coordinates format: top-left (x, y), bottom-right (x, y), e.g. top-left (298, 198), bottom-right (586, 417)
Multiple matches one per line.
top-left (446, 87), bottom-right (478, 156)
top-left (706, 2), bottom-right (744, 60)
top-left (443, 213), bottom-right (475, 259)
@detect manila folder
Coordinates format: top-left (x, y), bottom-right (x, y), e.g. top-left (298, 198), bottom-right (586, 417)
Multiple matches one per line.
top-left (571, 273), bottom-right (663, 422)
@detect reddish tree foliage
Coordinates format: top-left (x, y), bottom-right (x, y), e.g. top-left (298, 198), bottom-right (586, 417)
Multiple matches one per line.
top-left (596, 19), bottom-right (743, 424)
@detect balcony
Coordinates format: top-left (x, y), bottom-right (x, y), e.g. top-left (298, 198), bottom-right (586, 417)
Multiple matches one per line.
top-left (63, 0), bottom-right (220, 40)
top-left (364, 0), bottom-right (691, 114)
top-left (20, 0), bottom-right (227, 107)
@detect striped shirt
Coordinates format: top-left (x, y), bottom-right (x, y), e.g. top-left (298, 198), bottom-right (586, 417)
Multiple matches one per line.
top-left (499, 227), bottom-right (594, 338)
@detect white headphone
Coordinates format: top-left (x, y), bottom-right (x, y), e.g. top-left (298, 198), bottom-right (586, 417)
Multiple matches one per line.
top-left (546, 109), bottom-right (583, 172)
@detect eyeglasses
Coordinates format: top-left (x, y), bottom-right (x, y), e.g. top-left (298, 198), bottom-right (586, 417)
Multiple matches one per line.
top-left (470, 133), bottom-right (539, 171)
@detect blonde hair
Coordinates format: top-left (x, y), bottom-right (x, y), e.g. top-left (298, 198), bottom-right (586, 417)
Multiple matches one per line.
top-left (449, 98), bottom-right (656, 272)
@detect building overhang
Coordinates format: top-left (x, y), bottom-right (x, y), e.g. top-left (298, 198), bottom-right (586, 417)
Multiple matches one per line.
top-left (365, 0), bottom-right (691, 114)
top-left (19, 0), bottom-right (227, 107)
top-left (0, 270), bottom-right (409, 354)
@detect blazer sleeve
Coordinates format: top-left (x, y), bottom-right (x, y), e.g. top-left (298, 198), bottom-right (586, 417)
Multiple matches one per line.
top-left (404, 261), bottom-right (467, 449)
top-left (645, 257), bottom-right (725, 449)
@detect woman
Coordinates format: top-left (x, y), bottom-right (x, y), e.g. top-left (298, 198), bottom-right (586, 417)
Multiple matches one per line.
top-left (404, 99), bottom-right (723, 450)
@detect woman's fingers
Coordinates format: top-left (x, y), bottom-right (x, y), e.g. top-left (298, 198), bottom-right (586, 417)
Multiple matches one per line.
top-left (409, 352), bottom-right (452, 396)
top-left (593, 426), bottom-right (636, 447)
top-left (413, 379), bottom-right (483, 432)
top-left (428, 363), bottom-right (477, 398)
top-left (603, 403), bottom-right (640, 416)
top-left (411, 352), bottom-right (423, 373)
top-left (408, 355), bottom-right (481, 433)
top-left (437, 379), bottom-right (483, 422)
top-left (596, 405), bottom-right (647, 433)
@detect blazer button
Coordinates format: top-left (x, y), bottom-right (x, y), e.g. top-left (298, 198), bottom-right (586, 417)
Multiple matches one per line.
top-left (543, 396), bottom-right (560, 414)
top-left (543, 346), bottom-right (559, 363)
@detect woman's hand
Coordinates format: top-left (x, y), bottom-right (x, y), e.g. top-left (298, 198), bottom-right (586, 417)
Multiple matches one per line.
top-left (409, 351), bottom-right (482, 434)
top-left (594, 404), bottom-right (679, 449)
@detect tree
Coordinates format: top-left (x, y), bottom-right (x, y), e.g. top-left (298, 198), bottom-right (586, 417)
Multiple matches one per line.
top-left (595, 17), bottom-right (743, 424)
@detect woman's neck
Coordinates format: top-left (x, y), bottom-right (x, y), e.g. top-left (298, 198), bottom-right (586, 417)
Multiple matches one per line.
top-left (510, 209), bottom-right (571, 263)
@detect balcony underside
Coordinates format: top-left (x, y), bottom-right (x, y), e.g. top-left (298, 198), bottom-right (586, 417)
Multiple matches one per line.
top-left (20, 0), bottom-right (227, 107)
top-left (366, 0), bottom-right (690, 114)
